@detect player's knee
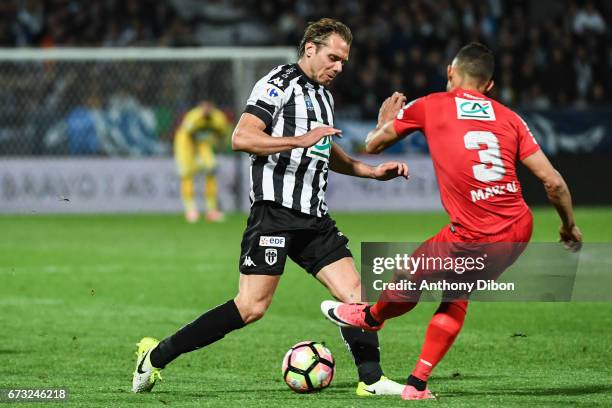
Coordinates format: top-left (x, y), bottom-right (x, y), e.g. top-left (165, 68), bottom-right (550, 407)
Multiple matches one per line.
top-left (235, 298), bottom-right (269, 324)
top-left (437, 300), bottom-right (468, 315)
top-left (244, 303), bottom-right (268, 324)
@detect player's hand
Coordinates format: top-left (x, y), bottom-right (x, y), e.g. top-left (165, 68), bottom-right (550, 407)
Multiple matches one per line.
top-left (377, 92), bottom-right (407, 127)
top-left (294, 126), bottom-right (341, 148)
top-left (372, 161), bottom-right (409, 181)
top-left (559, 224), bottom-right (582, 252)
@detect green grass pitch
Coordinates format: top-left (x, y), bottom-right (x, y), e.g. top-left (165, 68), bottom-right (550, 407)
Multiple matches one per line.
top-left (1, 208), bottom-right (611, 407)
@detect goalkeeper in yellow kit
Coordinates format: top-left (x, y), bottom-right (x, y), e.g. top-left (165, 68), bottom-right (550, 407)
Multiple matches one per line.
top-left (174, 101), bottom-right (232, 223)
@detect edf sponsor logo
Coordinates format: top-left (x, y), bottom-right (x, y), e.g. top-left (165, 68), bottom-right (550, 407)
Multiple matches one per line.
top-left (259, 236), bottom-right (286, 248)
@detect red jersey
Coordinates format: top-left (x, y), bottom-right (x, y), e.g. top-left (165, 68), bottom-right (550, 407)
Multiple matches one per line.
top-left (394, 88), bottom-right (540, 237)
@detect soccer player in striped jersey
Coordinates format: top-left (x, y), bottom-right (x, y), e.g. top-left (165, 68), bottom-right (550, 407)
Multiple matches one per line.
top-left (133, 18), bottom-right (409, 396)
top-left (321, 42), bottom-right (582, 400)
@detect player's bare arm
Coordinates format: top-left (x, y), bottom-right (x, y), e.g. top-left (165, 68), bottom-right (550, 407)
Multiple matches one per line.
top-left (232, 112), bottom-right (341, 155)
top-left (330, 144), bottom-right (409, 180)
top-left (521, 150), bottom-right (583, 251)
top-left (365, 92), bottom-right (407, 154)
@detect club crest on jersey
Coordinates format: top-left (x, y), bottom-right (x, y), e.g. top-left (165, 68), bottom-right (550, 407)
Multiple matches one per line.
top-left (265, 248), bottom-right (277, 266)
top-left (304, 94), bottom-right (315, 111)
top-left (455, 97), bottom-right (496, 121)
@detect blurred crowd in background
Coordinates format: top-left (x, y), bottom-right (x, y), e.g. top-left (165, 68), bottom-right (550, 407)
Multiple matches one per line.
top-left (1, 0), bottom-right (610, 120)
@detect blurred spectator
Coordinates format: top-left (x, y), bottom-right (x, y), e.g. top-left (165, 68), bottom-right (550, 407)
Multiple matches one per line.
top-left (14, 0), bottom-right (44, 46)
top-left (573, 1), bottom-right (606, 35)
top-left (574, 46), bottom-right (594, 105)
top-left (1, 0), bottom-right (610, 118)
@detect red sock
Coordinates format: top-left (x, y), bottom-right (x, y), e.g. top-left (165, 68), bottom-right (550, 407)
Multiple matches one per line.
top-left (370, 285), bottom-right (420, 322)
top-left (412, 301), bottom-right (468, 382)
top-left (370, 300), bottom-right (417, 322)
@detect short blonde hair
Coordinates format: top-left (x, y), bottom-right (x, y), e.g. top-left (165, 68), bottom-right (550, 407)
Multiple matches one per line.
top-left (298, 18), bottom-right (352, 58)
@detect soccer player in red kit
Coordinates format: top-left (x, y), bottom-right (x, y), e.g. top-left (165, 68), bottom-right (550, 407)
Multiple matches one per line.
top-left (321, 43), bottom-right (583, 400)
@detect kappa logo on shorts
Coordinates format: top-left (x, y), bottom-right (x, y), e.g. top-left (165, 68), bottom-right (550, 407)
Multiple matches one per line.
top-left (265, 248), bottom-right (277, 266)
top-left (259, 236), bottom-right (286, 248)
top-left (243, 256), bottom-right (256, 267)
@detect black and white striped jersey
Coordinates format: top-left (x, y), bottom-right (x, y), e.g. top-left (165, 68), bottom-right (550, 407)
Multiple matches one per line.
top-left (243, 63), bottom-right (335, 217)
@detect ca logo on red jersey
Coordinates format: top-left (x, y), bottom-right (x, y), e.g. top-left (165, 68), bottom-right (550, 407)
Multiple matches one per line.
top-left (455, 97), bottom-right (496, 121)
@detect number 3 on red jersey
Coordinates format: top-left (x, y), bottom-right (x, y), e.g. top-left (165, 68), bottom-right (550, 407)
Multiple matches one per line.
top-left (464, 131), bottom-right (506, 182)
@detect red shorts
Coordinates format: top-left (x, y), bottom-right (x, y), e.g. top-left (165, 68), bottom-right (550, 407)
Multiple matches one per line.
top-left (384, 211), bottom-right (533, 302)
top-left (430, 209), bottom-right (533, 245)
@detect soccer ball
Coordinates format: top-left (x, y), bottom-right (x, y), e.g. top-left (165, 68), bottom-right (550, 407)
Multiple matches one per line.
top-left (281, 341), bottom-right (335, 393)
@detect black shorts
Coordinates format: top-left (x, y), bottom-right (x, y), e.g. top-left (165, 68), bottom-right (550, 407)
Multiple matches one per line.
top-left (239, 201), bottom-right (352, 276)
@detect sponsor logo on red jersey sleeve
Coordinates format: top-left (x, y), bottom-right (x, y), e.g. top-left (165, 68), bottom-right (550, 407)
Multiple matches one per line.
top-left (517, 114), bottom-right (538, 145)
top-left (397, 99), bottom-right (419, 120)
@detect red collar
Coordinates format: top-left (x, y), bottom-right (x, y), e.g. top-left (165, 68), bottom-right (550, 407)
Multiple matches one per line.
top-left (451, 88), bottom-right (487, 100)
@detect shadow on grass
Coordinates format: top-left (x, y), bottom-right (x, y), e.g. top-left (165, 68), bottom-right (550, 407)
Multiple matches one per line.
top-left (138, 381), bottom-right (395, 400)
top-left (0, 349), bottom-right (25, 354)
top-left (446, 384), bottom-right (612, 397)
top-left (435, 373), bottom-right (500, 381)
